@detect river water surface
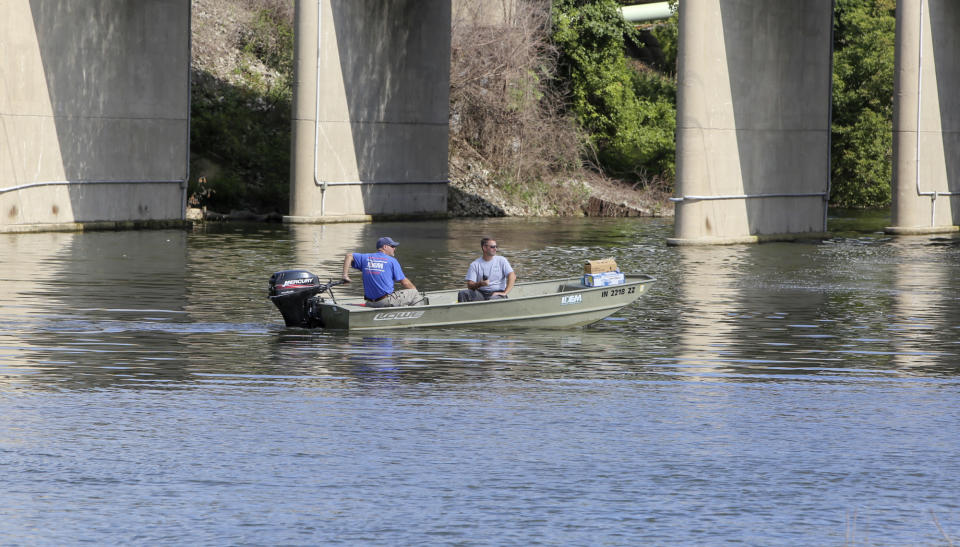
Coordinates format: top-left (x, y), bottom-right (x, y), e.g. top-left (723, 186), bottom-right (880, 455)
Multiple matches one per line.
top-left (1, 214), bottom-right (958, 545)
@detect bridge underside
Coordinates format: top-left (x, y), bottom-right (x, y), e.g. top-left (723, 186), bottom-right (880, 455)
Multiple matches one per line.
top-left (0, 1), bottom-right (189, 232)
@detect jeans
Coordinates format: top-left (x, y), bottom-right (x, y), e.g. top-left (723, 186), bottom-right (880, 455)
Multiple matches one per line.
top-left (457, 289), bottom-right (506, 302)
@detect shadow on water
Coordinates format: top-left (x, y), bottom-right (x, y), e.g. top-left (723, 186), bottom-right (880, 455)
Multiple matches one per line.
top-left (0, 229), bottom-right (194, 389)
top-left (827, 207), bottom-right (894, 236)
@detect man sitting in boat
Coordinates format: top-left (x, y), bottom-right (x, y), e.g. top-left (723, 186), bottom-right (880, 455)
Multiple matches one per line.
top-left (458, 237), bottom-right (516, 302)
top-left (342, 236), bottom-right (420, 307)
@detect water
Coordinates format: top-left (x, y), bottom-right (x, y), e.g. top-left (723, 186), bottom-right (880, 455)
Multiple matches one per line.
top-left (1, 215), bottom-right (958, 545)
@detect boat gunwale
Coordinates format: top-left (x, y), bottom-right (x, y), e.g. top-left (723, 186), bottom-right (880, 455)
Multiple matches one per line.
top-left (320, 273), bottom-right (656, 314)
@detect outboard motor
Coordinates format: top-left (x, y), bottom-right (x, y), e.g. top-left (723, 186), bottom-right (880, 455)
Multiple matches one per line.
top-left (268, 270), bottom-right (321, 327)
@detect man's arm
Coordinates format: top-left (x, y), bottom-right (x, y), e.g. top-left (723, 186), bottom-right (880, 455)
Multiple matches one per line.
top-left (400, 278), bottom-right (417, 291)
top-left (493, 271), bottom-right (516, 296)
top-left (342, 253), bottom-right (354, 282)
top-left (465, 262), bottom-right (486, 290)
top-left (466, 278), bottom-right (488, 290)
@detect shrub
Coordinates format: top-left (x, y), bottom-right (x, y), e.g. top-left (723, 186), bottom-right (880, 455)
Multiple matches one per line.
top-left (552, 0), bottom-right (676, 182)
top-left (450, 0), bottom-right (583, 186)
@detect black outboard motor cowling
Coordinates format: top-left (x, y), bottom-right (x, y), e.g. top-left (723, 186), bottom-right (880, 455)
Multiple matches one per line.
top-left (268, 270), bottom-right (322, 327)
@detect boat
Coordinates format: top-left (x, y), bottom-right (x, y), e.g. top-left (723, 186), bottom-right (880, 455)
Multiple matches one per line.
top-left (268, 269), bottom-right (655, 330)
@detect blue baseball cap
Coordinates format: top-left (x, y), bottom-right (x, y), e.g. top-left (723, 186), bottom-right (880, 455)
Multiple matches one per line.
top-left (376, 236), bottom-right (399, 248)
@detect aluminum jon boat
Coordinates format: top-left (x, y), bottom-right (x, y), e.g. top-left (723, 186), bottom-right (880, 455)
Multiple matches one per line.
top-left (268, 269), bottom-right (655, 331)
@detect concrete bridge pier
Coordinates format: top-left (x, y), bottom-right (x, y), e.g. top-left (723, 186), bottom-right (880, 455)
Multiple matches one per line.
top-left (888, 0), bottom-right (960, 235)
top-left (668, 0), bottom-right (834, 246)
top-left (0, 1), bottom-right (190, 233)
top-left (285, 0), bottom-right (450, 224)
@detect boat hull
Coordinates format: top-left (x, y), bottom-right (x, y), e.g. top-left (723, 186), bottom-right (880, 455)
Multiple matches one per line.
top-left (305, 274), bottom-right (654, 331)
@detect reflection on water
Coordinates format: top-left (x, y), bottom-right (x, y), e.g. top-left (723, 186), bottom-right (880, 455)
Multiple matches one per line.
top-left (1, 216), bottom-right (959, 544)
top-left (891, 236), bottom-right (956, 369)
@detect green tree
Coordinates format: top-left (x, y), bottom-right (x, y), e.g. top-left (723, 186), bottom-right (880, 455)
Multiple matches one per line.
top-left (831, 0), bottom-right (896, 207)
top-left (648, 0), bottom-right (678, 71)
top-left (552, 0), bottom-right (675, 181)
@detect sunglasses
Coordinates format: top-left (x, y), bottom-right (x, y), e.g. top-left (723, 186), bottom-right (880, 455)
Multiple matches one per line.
top-left (484, 244), bottom-right (498, 249)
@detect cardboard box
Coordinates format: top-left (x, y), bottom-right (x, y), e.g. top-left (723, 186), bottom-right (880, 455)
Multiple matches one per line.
top-left (584, 258), bottom-right (618, 274)
top-left (582, 271), bottom-right (625, 287)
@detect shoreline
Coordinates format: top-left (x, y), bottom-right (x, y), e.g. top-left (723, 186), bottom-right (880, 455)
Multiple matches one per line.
top-left (188, 176), bottom-right (674, 223)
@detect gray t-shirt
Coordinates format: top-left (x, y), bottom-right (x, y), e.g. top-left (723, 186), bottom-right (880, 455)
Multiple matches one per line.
top-left (465, 255), bottom-right (514, 292)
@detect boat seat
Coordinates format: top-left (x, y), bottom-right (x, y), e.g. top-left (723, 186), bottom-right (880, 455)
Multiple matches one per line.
top-left (423, 293), bottom-right (458, 305)
top-left (559, 283), bottom-right (587, 292)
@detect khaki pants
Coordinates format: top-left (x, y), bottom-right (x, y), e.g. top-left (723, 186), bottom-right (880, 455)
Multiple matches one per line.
top-left (372, 288), bottom-right (421, 307)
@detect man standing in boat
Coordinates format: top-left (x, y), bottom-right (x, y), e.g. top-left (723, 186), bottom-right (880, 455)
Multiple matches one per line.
top-left (458, 237), bottom-right (516, 302)
top-left (342, 237), bottom-right (420, 307)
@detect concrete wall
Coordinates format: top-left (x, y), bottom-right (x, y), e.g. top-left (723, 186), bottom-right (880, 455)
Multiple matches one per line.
top-left (889, 0), bottom-right (960, 234)
top-left (670, 0), bottom-right (834, 245)
top-left (287, 0), bottom-right (450, 223)
top-left (0, 1), bottom-right (190, 231)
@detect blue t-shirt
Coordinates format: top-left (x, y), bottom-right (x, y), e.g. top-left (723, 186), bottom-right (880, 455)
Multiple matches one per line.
top-left (464, 255), bottom-right (514, 292)
top-left (351, 252), bottom-right (406, 300)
